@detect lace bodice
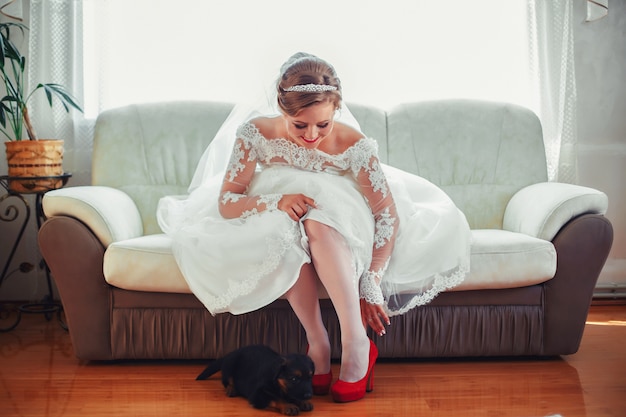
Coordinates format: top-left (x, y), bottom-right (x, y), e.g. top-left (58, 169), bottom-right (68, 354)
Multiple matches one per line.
top-left (219, 122), bottom-right (398, 304)
top-left (221, 123), bottom-right (375, 177)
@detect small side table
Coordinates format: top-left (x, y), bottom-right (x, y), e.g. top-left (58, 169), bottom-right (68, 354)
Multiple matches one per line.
top-left (0, 173), bottom-right (71, 331)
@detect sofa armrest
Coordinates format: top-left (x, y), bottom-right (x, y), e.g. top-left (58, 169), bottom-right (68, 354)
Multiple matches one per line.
top-left (542, 213), bottom-right (613, 355)
top-left (503, 182), bottom-right (608, 241)
top-left (42, 186), bottom-right (143, 247)
top-left (38, 216), bottom-right (113, 360)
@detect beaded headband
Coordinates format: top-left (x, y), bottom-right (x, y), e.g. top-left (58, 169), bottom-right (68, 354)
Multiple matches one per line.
top-left (284, 84), bottom-right (338, 93)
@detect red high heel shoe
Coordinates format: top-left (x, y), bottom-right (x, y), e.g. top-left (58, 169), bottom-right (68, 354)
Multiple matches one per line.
top-left (312, 371), bottom-right (333, 395)
top-left (330, 339), bottom-right (378, 403)
top-left (305, 345), bottom-right (333, 395)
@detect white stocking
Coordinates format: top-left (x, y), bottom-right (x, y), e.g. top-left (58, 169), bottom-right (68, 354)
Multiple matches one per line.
top-left (304, 220), bottom-right (369, 383)
top-left (284, 262), bottom-right (331, 375)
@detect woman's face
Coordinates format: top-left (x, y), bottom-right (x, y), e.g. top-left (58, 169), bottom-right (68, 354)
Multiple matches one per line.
top-left (284, 101), bottom-right (335, 149)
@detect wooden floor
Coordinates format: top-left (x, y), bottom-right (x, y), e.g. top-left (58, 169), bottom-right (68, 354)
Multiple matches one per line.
top-left (1, 304), bottom-right (625, 417)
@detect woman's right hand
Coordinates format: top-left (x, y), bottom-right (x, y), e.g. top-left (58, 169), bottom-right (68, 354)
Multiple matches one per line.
top-left (278, 194), bottom-right (317, 221)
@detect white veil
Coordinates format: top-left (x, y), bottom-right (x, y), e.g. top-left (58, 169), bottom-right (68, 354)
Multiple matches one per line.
top-left (187, 87), bottom-right (275, 193)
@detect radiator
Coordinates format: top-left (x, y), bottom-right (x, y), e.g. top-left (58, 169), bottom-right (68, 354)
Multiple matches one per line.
top-left (594, 284), bottom-right (626, 299)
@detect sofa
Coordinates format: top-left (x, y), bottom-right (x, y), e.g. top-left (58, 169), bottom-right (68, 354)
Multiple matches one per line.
top-left (38, 99), bottom-right (613, 361)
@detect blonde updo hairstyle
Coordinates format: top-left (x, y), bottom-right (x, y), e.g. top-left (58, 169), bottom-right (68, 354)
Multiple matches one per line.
top-left (277, 52), bottom-right (342, 117)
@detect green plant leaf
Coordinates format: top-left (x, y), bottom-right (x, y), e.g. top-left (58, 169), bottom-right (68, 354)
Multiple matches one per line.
top-left (0, 22), bottom-right (82, 141)
top-left (1, 95), bottom-right (18, 105)
top-left (0, 36), bottom-right (5, 67)
top-left (0, 23), bottom-right (25, 63)
top-left (39, 83), bottom-right (83, 113)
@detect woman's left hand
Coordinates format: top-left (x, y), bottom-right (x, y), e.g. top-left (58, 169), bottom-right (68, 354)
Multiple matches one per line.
top-left (360, 299), bottom-right (390, 336)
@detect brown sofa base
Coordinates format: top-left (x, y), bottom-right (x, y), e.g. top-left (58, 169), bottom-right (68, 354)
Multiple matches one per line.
top-left (110, 300), bottom-right (544, 360)
top-left (38, 213), bottom-right (613, 361)
top-left (108, 290), bottom-right (544, 360)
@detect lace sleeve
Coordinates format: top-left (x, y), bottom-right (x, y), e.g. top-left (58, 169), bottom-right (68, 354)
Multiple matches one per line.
top-left (349, 139), bottom-right (398, 305)
top-left (218, 125), bottom-right (282, 219)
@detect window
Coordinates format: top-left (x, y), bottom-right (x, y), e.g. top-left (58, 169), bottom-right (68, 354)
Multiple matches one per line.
top-left (83, 0), bottom-right (531, 117)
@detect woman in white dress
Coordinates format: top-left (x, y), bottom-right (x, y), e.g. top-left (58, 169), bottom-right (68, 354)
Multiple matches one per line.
top-left (158, 52), bottom-right (471, 403)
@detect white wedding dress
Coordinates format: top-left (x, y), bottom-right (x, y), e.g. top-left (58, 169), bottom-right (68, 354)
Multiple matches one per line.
top-left (158, 119), bottom-right (471, 317)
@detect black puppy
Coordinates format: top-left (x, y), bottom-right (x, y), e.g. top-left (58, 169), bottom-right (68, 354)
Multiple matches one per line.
top-left (196, 344), bottom-right (315, 415)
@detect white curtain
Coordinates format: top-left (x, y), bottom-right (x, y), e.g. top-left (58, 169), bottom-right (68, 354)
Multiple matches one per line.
top-left (79, 0), bottom-right (532, 114)
top-left (28, 0), bottom-right (92, 186)
top-left (26, 0), bottom-right (577, 185)
top-left (528, 0), bottom-right (578, 182)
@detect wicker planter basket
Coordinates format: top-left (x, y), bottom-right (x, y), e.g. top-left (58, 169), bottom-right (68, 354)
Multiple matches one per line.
top-left (5, 140), bottom-right (64, 193)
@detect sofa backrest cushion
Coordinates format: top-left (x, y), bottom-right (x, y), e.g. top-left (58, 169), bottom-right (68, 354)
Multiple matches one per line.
top-left (92, 101), bottom-right (234, 234)
top-left (92, 99), bottom-right (547, 234)
top-left (386, 100), bottom-right (547, 229)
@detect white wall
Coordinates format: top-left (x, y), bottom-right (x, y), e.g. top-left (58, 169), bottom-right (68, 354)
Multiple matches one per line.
top-left (573, 1), bottom-right (626, 291)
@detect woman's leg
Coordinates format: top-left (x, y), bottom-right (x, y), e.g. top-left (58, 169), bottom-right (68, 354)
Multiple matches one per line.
top-left (284, 262), bottom-right (331, 375)
top-left (303, 219), bottom-right (370, 383)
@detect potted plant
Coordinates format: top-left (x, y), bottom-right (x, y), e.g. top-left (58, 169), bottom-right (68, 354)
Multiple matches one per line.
top-left (0, 21), bottom-right (83, 192)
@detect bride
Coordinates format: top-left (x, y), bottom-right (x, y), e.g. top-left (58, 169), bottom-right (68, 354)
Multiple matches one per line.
top-left (157, 52), bottom-right (470, 403)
